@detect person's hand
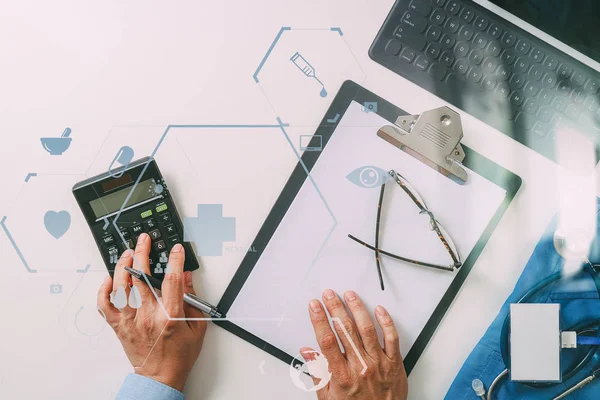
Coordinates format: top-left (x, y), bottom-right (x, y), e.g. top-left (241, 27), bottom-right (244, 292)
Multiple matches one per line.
top-left (302, 289), bottom-right (408, 400)
top-left (97, 233), bottom-right (207, 392)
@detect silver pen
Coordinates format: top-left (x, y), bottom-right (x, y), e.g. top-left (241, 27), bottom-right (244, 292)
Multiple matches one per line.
top-left (124, 267), bottom-right (222, 318)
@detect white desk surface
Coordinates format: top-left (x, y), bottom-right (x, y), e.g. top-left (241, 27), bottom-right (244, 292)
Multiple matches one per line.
top-left (1, 1), bottom-right (599, 399)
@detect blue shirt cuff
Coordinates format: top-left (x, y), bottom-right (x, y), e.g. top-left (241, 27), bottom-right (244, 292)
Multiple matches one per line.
top-left (115, 373), bottom-right (184, 400)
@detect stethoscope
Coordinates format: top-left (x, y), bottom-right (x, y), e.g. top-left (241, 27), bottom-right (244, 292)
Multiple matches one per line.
top-left (472, 231), bottom-right (600, 400)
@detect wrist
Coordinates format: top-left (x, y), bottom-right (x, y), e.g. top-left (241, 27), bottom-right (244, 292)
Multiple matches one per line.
top-left (137, 371), bottom-right (188, 393)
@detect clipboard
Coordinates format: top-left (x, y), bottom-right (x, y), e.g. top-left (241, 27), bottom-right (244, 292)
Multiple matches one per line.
top-left (213, 80), bottom-right (522, 374)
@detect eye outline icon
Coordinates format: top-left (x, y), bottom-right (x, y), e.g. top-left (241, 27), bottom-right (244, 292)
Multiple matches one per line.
top-left (346, 166), bottom-right (391, 189)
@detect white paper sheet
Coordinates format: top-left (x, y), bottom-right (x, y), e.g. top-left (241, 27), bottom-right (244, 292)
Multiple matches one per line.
top-left (226, 101), bottom-right (506, 362)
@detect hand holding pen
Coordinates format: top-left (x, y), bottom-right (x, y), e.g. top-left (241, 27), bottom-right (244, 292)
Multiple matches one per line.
top-left (97, 233), bottom-right (207, 392)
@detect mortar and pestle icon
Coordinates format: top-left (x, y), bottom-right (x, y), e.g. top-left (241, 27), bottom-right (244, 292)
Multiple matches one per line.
top-left (41, 127), bottom-right (72, 155)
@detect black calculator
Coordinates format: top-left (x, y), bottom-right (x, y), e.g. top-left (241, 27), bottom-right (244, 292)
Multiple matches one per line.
top-left (72, 157), bottom-right (199, 278)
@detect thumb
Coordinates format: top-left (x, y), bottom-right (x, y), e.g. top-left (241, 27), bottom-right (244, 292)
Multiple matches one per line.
top-left (183, 271), bottom-right (207, 333)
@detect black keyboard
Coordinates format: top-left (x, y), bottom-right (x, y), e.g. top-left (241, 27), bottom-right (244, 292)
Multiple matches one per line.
top-left (370, 0), bottom-right (600, 162)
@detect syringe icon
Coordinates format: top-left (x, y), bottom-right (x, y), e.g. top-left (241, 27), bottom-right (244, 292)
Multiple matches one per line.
top-left (290, 52), bottom-right (328, 98)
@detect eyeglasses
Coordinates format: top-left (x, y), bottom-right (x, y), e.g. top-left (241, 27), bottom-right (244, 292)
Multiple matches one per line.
top-left (348, 170), bottom-right (462, 291)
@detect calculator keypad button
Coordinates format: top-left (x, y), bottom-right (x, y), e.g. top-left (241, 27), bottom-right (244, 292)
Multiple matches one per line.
top-left (167, 235), bottom-right (181, 247)
top-left (159, 213), bottom-right (171, 223)
top-left (144, 219), bottom-right (157, 230)
top-left (102, 234), bottom-right (116, 246)
top-left (154, 240), bottom-right (167, 252)
top-left (164, 223), bottom-right (176, 235)
top-left (131, 224), bottom-right (144, 235)
top-left (149, 229), bottom-right (162, 240)
top-left (119, 229), bottom-right (131, 239)
top-left (122, 239), bottom-right (135, 250)
top-left (107, 246), bottom-right (119, 264)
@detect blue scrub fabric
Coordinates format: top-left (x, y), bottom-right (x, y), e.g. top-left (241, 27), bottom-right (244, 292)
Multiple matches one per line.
top-left (445, 209), bottom-right (600, 399)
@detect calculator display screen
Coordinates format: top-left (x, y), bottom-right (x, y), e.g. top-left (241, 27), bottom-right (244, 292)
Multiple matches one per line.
top-left (89, 179), bottom-right (157, 218)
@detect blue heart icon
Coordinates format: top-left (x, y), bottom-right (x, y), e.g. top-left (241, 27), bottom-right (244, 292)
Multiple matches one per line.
top-left (44, 210), bottom-right (71, 239)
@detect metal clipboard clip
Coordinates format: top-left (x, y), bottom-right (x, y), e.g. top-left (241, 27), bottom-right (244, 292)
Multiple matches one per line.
top-left (377, 106), bottom-right (468, 184)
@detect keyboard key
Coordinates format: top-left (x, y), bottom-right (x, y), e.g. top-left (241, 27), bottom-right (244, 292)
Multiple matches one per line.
top-left (482, 76), bottom-right (496, 91)
top-left (148, 229), bottom-right (162, 240)
top-left (501, 32), bottom-right (516, 47)
top-left (426, 25), bottom-right (443, 41)
top-left (402, 12), bottom-right (428, 33)
top-left (385, 39), bottom-right (402, 56)
top-left (469, 50), bottom-right (483, 65)
top-left (523, 98), bottom-right (539, 114)
top-left (584, 96), bottom-right (599, 112)
top-left (495, 83), bottom-right (510, 98)
top-left (468, 66), bottom-right (483, 83)
top-left (497, 65), bottom-right (510, 80)
top-left (474, 16), bottom-right (489, 31)
top-left (541, 73), bottom-right (557, 88)
top-left (458, 26), bottom-right (474, 41)
top-left (571, 71), bottom-right (586, 87)
top-left (488, 23), bottom-right (503, 39)
top-left (429, 63), bottom-right (447, 80)
top-left (510, 74), bottom-right (526, 89)
top-left (571, 89), bottom-right (585, 104)
top-left (440, 33), bottom-right (456, 49)
top-left (538, 107), bottom-right (552, 122)
top-left (456, 41), bottom-right (469, 57)
top-left (557, 81), bottom-right (570, 95)
top-left (538, 90), bottom-right (552, 105)
top-left (510, 91), bottom-right (525, 107)
top-left (430, 9), bottom-right (446, 25)
top-left (553, 97), bottom-right (568, 112)
top-left (445, 17), bottom-right (460, 33)
top-left (473, 34), bottom-right (487, 49)
top-left (543, 56), bottom-right (559, 71)
top-left (459, 7), bottom-right (474, 23)
top-left (515, 40), bottom-right (530, 55)
top-left (395, 26), bottom-right (427, 51)
top-left (515, 112), bottom-right (534, 129)
top-left (482, 57), bottom-right (498, 73)
top-left (486, 41), bottom-right (502, 57)
top-left (440, 51), bottom-right (455, 67)
top-left (426, 43), bottom-right (441, 59)
top-left (530, 48), bottom-right (544, 63)
top-left (400, 47), bottom-right (416, 63)
top-left (524, 81), bottom-right (540, 96)
top-left (445, 1), bottom-right (460, 15)
top-left (409, 0), bottom-right (432, 16)
top-left (533, 122), bottom-right (551, 138)
top-left (529, 65), bottom-right (543, 81)
top-left (415, 55), bottom-right (430, 70)
top-left (514, 58), bottom-right (529, 73)
top-left (454, 58), bottom-right (469, 74)
top-left (565, 104), bottom-right (582, 120)
top-left (584, 79), bottom-right (599, 94)
top-left (501, 50), bottom-right (515, 65)
top-left (557, 64), bottom-right (572, 80)
top-left (432, 0), bottom-right (447, 5)
top-left (153, 240), bottom-right (167, 252)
